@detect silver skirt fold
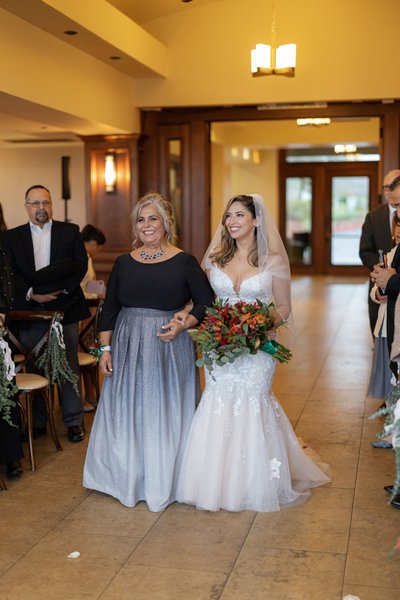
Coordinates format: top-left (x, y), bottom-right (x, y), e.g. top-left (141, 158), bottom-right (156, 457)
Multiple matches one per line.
top-left (83, 307), bottom-right (199, 511)
top-left (367, 336), bottom-right (393, 401)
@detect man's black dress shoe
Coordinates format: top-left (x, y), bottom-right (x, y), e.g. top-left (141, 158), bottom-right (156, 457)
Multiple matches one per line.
top-left (390, 495), bottom-right (400, 509)
top-left (6, 461), bottom-right (23, 478)
top-left (68, 425), bottom-right (85, 443)
top-left (384, 485), bottom-right (394, 494)
top-left (21, 426), bottom-right (47, 442)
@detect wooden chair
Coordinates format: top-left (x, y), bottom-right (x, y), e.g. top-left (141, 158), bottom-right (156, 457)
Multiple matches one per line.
top-left (79, 299), bottom-right (104, 405)
top-left (5, 310), bottom-right (63, 471)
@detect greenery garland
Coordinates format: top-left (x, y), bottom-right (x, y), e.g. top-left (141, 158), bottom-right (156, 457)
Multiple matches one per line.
top-left (35, 314), bottom-right (79, 394)
top-left (0, 328), bottom-right (18, 427)
top-left (370, 384), bottom-right (400, 498)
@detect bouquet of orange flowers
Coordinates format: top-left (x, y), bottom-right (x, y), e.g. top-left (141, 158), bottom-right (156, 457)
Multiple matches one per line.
top-left (189, 298), bottom-right (292, 378)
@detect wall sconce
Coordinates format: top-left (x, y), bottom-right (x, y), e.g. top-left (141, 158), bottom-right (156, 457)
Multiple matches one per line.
top-left (104, 152), bottom-right (117, 193)
top-left (251, 0), bottom-right (296, 77)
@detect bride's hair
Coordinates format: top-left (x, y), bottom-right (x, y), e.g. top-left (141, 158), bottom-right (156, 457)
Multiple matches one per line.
top-left (209, 194), bottom-right (258, 267)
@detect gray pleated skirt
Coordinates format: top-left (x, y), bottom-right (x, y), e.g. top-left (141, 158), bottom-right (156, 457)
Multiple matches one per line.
top-left (367, 336), bottom-right (393, 401)
top-left (83, 307), bottom-right (199, 511)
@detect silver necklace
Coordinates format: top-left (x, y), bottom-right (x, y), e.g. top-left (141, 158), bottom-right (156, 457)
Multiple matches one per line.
top-left (139, 247), bottom-right (165, 261)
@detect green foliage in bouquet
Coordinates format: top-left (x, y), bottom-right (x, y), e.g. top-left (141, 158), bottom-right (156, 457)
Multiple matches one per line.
top-left (0, 328), bottom-right (18, 427)
top-left (189, 298), bottom-right (292, 378)
top-left (35, 314), bottom-right (79, 394)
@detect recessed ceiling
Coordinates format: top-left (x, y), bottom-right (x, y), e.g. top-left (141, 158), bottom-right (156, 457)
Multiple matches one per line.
top-left (108, 0), bottom-right (222, 25)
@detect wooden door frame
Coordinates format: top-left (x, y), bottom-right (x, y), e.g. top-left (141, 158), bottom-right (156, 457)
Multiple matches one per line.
top-left (323, 162), bottom-right (378, 275)
top-left (279, 158), bottom-right (378, 275)
top-left (140, 102), bottom-right (400, 261)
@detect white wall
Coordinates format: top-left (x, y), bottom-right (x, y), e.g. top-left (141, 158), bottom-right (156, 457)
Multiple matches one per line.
top-left (0, 142), bottom-right (86, 230)
top-left (211, 144), bottom-right (279, 237)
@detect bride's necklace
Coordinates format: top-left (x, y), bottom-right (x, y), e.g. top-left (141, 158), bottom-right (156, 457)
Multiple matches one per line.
top-left (139, 247), bottom-right (165, 261)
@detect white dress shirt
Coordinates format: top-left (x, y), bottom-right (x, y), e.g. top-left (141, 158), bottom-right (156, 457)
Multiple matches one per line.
top-left (26, 220), bottom-right (52, 300)
top-left (29, 220), bottom-right (52, 270)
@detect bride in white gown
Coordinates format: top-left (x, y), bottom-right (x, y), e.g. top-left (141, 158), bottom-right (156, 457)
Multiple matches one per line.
top-left (176, 194), bottom-right (330, 512)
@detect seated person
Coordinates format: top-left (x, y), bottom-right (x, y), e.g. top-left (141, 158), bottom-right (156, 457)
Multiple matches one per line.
top-left (80, 224), bottom-right (106, 412)
top-left (80, 224), bottom-right (106, 299)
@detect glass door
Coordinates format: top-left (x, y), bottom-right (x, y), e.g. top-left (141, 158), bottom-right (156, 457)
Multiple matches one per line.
top-left (281, 162), bottom-right (378, 274)
top-left (285, 176), bottom-right (313, 266)
top-left (330, 176), bottom-right (370, 267)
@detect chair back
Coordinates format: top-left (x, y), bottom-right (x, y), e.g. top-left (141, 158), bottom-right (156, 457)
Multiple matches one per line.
top-left (5, 310), bottom-right (61, 377)
top-left (79, 299), bottom-right (104, 352)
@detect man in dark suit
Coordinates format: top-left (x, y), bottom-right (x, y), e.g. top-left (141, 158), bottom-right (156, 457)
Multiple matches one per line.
top-left (372, 176), bottom-right (400, 358)
top-left (359, 169), bottom-right (400, 333)
top-left (371, 175), bottom-right (400, 510)
top-left (5, 185), bottom-right (90, 442)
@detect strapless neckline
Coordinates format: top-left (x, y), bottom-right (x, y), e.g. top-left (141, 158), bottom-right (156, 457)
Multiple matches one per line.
top-left (215, 265), bottom-right (260, 295)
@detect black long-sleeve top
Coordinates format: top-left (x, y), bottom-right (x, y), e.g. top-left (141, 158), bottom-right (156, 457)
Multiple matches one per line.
top-left (0, 233), bottom-right (13, 313)
top-left (100, 252), bottom-right (214, 331)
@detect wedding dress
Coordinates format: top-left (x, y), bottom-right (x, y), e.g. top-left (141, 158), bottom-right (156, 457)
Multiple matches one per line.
top-left (176, 264), bottom-right (330, 512)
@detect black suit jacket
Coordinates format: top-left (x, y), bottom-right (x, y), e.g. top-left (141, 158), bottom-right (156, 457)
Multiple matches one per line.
top-left (5, 220), bottom-right (90, 325)
top-left (359, 203), bottom-right (393, 270)
top-left (385, 244), bottom-right (400, 356)
top-left (359, 203), bottom-right (394, 332)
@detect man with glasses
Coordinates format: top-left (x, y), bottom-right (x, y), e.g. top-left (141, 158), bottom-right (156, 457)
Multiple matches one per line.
top-left (5, 185), bottom-right (90, 443)
top-left (360, 169), bottom-right (400, 333)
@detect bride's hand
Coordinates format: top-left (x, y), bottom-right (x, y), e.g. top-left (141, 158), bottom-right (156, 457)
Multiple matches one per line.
top-left (158, 318), bottom-right (184, 342)
top-left (267, 329), bottom-right (277, 340)
top-left (173, 309), bottom-right (190, 326)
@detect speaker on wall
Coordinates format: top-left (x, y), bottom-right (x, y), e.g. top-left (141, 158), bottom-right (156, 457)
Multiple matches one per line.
top-left (61, 156), bottom-right (71, 200)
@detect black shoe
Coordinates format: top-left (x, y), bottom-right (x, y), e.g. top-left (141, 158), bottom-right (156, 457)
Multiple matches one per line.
top-left (67, 425), bottom-right (85, 443)
top-left (6, 461), bottom-right (23, 478)
top-left (384, 485), bottom-right (394, 494)
top-left (390, 495), bottom-right (400, 509)
top-left (20, 426), bottom-right (47, 442)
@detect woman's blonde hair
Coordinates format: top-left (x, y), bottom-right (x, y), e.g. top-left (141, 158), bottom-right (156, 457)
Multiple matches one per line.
top-left (131, 192), bottom-right (175, 248)
top-left (210, 194), bottom-right (258, 267)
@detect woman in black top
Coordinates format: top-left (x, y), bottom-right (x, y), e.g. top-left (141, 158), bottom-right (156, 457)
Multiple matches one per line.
top-left (83, 192), bottom-right (214, 511)
top-left (0, 203), bottom-right (24, 480)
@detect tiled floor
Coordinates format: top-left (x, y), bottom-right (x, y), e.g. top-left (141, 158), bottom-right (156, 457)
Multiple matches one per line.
top-left (0, 276), bottom-right (399, 600)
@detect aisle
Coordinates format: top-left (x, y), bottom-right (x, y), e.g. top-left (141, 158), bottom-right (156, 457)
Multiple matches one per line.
top-left (0, 276), bottom-right (398, 600)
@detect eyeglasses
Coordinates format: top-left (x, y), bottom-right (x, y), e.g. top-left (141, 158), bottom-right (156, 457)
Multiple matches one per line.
top-left (25, 200), bottom-right (52, 208)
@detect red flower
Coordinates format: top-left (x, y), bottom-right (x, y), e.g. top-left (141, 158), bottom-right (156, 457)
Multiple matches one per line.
top-left (189, 298), bottom-right (292, 378)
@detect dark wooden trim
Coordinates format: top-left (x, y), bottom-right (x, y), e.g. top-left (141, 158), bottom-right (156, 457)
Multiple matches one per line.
top-left (381, 114), bottom-right (400, 176)
top-left (189, 121), bottom-right (211, 261)
top-left (139, 112), bottom-right (159, 195)
top-left (140, 101), bottom-right (400, 271)
top-left (153, 101), bottom-right (400, 124)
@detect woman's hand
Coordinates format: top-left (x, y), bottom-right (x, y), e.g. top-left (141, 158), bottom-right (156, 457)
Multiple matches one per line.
top-left (158, 318), bottom-right (184, 342)
top-left (267, 328), bottom-right (277, 340)
top-left (99, 350), bottom-right (113, 376)
top-left (371, 265), bottom-right (395, 290)
top-left (375, 288), bottom-right (388, 303)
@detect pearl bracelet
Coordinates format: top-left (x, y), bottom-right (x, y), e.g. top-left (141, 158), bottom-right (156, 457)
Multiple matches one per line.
top-left (101, 345), bottom-right (112, 352)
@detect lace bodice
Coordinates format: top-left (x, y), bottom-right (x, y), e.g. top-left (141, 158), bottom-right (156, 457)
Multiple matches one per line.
top-left (209, 264), bottom-right (272, 304)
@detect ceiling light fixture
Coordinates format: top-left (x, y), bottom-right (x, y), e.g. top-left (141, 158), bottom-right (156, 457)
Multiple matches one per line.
top-left (251, 0), bottom-right (296, 77)
top-left (334, 144), bottom-right (358, 154)
top-left (297, 118), bottom-right (331, 127)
